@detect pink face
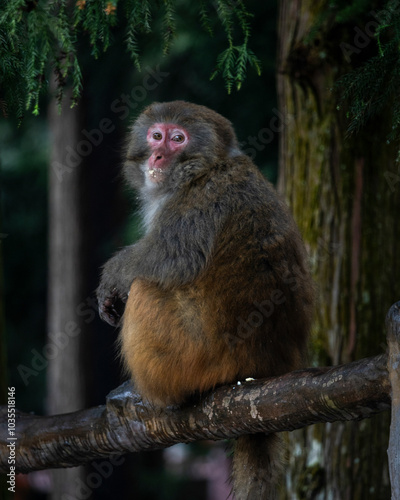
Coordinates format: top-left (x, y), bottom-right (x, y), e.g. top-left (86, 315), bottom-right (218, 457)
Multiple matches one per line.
top-left (146, 123), bottom-right (189, 182)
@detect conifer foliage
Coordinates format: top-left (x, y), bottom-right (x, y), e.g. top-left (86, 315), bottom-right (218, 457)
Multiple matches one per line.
top-left (334, 0), bottom-right (400, 145)
top-left (0, 0), bottom-right (260, 118)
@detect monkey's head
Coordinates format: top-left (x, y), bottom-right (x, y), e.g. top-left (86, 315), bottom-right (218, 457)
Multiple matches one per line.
top-left (123, 101), bottom-right (241, 194)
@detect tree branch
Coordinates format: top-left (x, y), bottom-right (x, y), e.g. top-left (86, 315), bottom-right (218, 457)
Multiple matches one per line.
top-left (0, 353), bottom-right (390, 473)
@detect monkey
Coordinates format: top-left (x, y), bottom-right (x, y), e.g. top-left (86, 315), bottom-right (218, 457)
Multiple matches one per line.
top-left (96, 101), bottom-right (314, 500)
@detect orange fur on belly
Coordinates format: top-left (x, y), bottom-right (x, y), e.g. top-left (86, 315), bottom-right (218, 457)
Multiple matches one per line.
top-left (120, 279), bottom-right (240, 405)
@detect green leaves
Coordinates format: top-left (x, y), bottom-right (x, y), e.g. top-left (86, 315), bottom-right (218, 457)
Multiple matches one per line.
top-left (211, 44), bottom-right (261, 93)
top-left (162, 0), bottom-right (176, 55)
top-left (0, 0), bottom-right (261, 117)
top-left (125, 0), bottom-right (152, 71)
top-left (0, 0), bottom-right (84, 117)
top-left (74, 0), bottom-right (118, 58)
top-left (338, 28), bottom-right (400, 143)
top-left (210, 0), bottom-right (261, 93)
top-left (334, 1), bottom-right (400, 151)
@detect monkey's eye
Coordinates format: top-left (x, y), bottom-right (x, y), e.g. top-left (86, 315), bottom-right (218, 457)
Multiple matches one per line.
top-left (152, 132), bottom-right (162, 140)
top-left (172, 134), bottom-right (184, 143)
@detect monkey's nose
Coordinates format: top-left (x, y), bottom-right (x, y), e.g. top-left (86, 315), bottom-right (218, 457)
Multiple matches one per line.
top-left (149, 151), bottom-right (169, 169)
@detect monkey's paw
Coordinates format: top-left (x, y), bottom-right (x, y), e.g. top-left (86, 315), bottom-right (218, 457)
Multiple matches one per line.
top-left (98, 288), bottom-right (127, 327)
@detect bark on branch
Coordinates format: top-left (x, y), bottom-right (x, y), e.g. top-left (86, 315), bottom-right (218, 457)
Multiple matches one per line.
top-left (0, 353), bottom-right (390, 473)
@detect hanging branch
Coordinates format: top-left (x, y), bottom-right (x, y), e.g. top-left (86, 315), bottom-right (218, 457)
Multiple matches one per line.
top-left (0, 0), bottom-right (260, 117)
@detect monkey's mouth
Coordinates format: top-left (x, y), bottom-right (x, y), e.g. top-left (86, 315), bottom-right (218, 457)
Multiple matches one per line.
top-left (148, 167), bottom-right (166, 182)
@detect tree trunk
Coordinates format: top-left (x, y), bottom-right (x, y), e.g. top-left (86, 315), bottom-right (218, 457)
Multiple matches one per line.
top-left (277, 1), bottom-right (400, 499)
top-left (47, 85), bottom-right (87, 498)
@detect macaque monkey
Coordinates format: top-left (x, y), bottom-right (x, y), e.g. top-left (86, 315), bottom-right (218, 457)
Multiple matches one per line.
top-left (97, 101), bottom-right (314, 499)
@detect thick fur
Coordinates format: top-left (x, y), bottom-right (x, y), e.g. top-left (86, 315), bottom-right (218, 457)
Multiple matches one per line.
top-left (97, 101), bottom-right (314, 498)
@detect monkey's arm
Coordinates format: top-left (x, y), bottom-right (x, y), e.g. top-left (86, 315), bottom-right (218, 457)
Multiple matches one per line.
top-left (136, 208), bottom-right (222, 286)
top-left (97, 204), bottom-right (225, 326)
top-left (97, 245), bottom-right (139, 326)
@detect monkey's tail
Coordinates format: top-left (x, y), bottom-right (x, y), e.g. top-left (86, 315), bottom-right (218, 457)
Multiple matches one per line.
top-left (231, 433), bottom-right (283, 500)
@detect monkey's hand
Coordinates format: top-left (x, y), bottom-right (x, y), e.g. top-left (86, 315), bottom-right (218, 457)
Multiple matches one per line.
top-left (97, 247), bottom-right (135, 327)
top-left (98, 287), bottom-right (128, 327)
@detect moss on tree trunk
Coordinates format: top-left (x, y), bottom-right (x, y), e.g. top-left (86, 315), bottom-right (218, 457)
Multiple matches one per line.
top-left (277, 1), bottom-right (400, 498)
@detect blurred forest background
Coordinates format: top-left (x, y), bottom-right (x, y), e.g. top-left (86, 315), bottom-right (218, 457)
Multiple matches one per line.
top-left (1, 0), bottom-right (400, 499)
top-left (1, 2), bottom-right (278, 499)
